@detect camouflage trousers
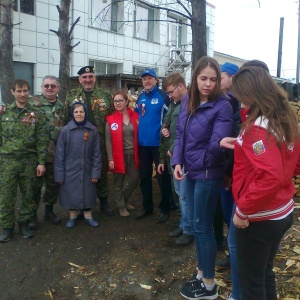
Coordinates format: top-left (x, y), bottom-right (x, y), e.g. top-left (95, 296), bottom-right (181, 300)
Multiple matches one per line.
top-left (0, 155), bottom-right (38, 228)
top-left (96, 152), bottom-right (109, 200)
top-left (34, 163), bottom-right (59, 209)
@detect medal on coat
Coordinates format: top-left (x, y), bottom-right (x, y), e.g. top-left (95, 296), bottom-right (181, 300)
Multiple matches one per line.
top-left (84, 132), bottom-right (89, 141)
top-left (24, 112), bottom-right (38, 125)
top-left (92, 98), bottom-right (107, 111)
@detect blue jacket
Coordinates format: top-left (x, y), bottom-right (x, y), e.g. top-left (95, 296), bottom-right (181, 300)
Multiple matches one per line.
top-left (135, 86), bottom-right (170, 146)
top-left (172, 94), bottom-right (233, 180)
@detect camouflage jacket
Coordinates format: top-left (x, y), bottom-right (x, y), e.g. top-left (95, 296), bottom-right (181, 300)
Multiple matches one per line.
top-left (29, 95), bottom-right (66, 163)
top-left (0, 101), bottom-right (49, 164)
top-left (159, 101), bottom-right (181, 164)
top-left (65, 87), bottom-right (113, 150)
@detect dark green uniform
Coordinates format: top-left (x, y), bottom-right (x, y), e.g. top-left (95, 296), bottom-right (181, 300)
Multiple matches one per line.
top-left (65, 87), bottom-right (113, 201)
top-left (29, 95), bottom-right (65, 208)
top-left (0, 102), bottom-right (49, 228)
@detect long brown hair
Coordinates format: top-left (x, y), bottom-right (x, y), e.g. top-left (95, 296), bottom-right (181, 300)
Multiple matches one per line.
top-left (232, 66), bottom-right (299, 143)
top-left (188, 56), bottom-right (222, 114)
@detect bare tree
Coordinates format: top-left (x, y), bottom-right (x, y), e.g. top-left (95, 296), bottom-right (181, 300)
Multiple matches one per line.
top-left (95, 0), bottom-right (207, 69)
top-left (50, 0), bottom-right (80, 102)
top-left (0, 0), bottom-right (15, 104)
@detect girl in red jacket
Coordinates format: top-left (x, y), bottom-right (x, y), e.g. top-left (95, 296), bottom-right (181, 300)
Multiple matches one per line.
top-left (221, 66), bottom-right (300, 300)
top-left (105, 91), bottom-right (139, 217)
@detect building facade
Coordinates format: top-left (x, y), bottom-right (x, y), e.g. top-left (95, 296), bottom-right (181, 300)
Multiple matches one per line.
top-left (12, 0), bottom-right (216, 94)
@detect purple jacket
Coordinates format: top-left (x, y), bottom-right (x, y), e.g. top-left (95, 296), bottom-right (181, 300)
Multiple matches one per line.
top-left (172, 94), bottom-right (233, 180)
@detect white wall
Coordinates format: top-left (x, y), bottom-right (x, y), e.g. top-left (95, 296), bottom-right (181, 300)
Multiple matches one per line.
top-left (12, 0), bottom-right (215, 93)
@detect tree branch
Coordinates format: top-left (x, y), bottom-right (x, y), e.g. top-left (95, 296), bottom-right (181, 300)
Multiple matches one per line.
top-left (68, 16), bottom-right (80, 39)
top-left (177, 0), bottom-right (192, 18)
top-left (136, 0), bottom-right (191, 20)
top-left (50, 29), bottom-right (59, 36)
top-left (56, 4), bottom-right (61, 15)
top-left (13, 22), bottom-right (22, 26)
top-left (71, 41), bottom-right (80, 50)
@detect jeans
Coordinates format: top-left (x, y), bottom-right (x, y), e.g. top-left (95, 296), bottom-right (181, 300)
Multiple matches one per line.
top-left (236, 212), bottom-right (293, 300)
top-left (172, 169), bottom-right (193, 235)
top-left (221, 187), bottom-right (234, 228)
top-left (185, 176), bottom-right (222, 279)
top-left (139, 146), bottom-right (172, 214)
top-left (228, 204), bottom-right (242, 300)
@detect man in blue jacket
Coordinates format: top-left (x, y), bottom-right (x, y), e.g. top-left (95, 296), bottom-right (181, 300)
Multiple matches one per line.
top-left (135, 68), bottom-right (173, 223)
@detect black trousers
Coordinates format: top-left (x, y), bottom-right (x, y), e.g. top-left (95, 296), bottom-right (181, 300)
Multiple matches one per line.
top-left (138, 146), bottom-right (172, 214)
top-left (236, 212), bottom-right (293, 300)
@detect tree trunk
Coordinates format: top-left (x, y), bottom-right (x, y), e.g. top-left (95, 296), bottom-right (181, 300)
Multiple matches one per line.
top-left (191, 0), bottom-right (207, 69)
top-left (0, 0), bottom-right (15, 104)
top-left (51, 0), bottom-right (80, 102)
top-left (57, 0), bottom-right (72, 102)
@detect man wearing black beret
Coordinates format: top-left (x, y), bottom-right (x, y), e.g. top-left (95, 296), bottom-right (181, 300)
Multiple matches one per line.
top-left (65, 66), bottom-right (114, 216)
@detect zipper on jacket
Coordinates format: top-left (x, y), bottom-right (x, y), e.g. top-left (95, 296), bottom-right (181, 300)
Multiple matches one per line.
top-left (206, 169), bottom-right (208, 178)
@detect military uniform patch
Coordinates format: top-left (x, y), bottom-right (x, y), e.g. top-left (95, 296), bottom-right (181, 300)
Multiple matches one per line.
top-left (252, 140), bottom-right (265, 156)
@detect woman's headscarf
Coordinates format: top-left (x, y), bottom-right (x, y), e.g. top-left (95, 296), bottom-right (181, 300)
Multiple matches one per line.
top-left (70, 102), bottom-right (88, 126)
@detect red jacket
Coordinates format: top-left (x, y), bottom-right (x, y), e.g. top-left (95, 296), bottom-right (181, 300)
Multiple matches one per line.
top-left (232, 117), bottom-right (300, 222)
top-left (106, 108), bottom-right (139, 174)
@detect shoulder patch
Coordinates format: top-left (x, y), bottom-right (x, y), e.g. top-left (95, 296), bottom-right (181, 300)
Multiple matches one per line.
top-left (252, 140), bottom-right (266, 156)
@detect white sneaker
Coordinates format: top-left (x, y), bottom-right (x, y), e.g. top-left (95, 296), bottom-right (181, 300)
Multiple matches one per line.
top-left (126, 204), bottom-right (135, 210)
top-left (119, 207), bottom-right (129, 217)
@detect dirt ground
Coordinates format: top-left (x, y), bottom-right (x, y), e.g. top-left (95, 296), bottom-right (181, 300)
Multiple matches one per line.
top-left (1, 174), bottom-right (300, 300)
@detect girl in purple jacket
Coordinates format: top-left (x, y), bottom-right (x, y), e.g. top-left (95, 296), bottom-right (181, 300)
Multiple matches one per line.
top-left (173, 56), bottom-right (233, 300)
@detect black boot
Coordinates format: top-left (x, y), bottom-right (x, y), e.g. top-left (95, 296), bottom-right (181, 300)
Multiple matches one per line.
top-left (18, 221), bottom-right (34, 239)
top-left (100, 198), bottom-right (114, 216)
top-left (28, 210), bottom-right (38, 230)
top-left (44, 204), bottom-right (61, 225)
top-left (0, 228), bottom-right (14, 242)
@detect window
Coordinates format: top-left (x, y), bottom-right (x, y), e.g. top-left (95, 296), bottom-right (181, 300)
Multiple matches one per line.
top-left (14, 0), bottom-right (34, 15)
top-left (167, 16), bottom-right (183, 48)
top-left (90, 0), bottom-right (122, 33)
top-left (133, 66), bottom-right (148, 76)
top-left (134, 5), bottom-right (154, 42)
top-left (89, 60), bottom-right (119, 75)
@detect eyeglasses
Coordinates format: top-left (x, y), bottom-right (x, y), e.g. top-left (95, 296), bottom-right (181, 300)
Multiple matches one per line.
top-left (113, 99), bottom-right (126, 103)
top-left (167, 85), bottom-right (179, 96)
top-left (43, 84), bottom-right (57, 89)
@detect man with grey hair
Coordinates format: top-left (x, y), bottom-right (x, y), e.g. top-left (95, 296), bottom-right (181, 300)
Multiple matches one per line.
top-left (29, 75), bottom-right (65, 228)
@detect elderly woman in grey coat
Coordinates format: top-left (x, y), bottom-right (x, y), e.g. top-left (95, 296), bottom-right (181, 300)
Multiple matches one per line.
top-left (54, 102), bottom-right (101, 228)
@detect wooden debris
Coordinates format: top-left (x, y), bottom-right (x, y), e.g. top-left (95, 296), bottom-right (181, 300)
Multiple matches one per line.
top-left (139, 283), bottom-right (152, 290)
top-left (67, 262), bottom-right (85, 271)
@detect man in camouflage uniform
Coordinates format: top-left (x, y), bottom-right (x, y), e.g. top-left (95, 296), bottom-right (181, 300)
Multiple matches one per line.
top-left (0, 79), bottom-right (49, 242)
top-left (65, 66), bottom-right (114, 216)
top-left (29, 75), bottom-right (65, 228)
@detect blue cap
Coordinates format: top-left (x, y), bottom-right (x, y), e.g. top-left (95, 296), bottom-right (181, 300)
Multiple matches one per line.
top-left (221, 62), bottom-right (239, 76)
top-left (141, 68), bottom-right (157, 78)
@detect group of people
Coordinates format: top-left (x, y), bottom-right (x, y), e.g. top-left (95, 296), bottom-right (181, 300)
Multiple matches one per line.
top-left (0, 56), bottom-right (299, 300)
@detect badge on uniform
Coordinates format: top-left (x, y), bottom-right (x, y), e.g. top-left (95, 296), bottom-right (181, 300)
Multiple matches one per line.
top-left (252, 140), bottom-right (265, 156)
top-left (111, 123), bottom-right (118, 130)
top-left (92, 98), bottom-right (107, 111)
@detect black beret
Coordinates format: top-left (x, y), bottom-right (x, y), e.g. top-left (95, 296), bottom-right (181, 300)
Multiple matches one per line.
top-left (77, 66), bottom-right (95, 75)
